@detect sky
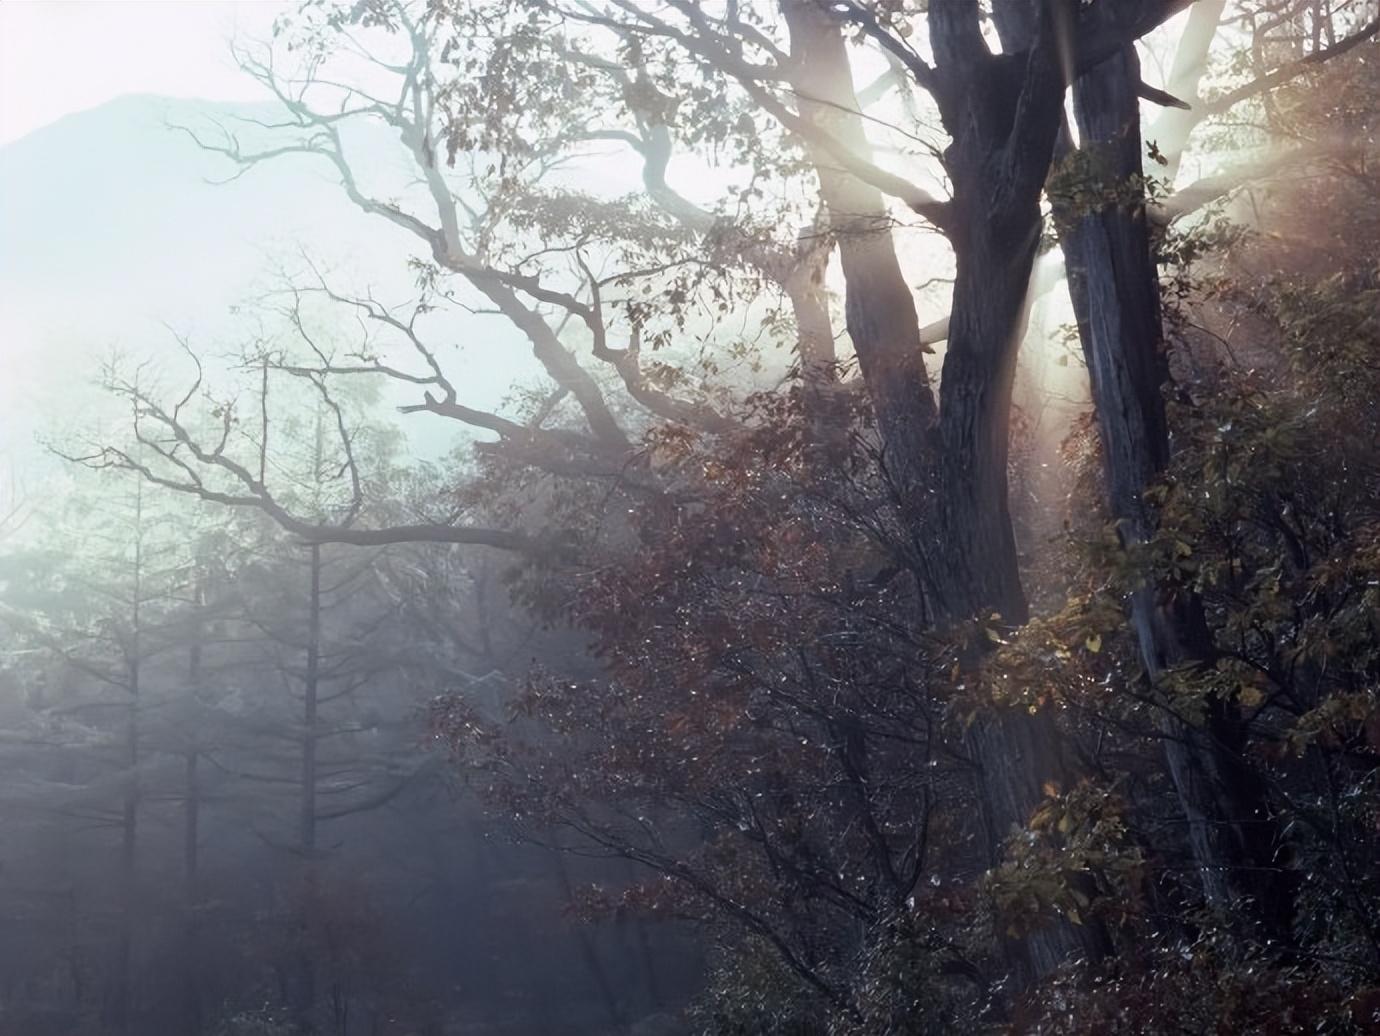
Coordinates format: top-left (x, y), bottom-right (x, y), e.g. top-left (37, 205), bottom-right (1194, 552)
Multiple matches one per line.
top-left (0, 0), bottom-right (290, 147)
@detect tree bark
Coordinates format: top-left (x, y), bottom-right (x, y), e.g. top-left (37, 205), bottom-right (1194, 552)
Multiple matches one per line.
top-left (781, 1), bottom-right (935, 497)
top-left (784, 245), bottom-right (849, 460)
top-left (925, 0), bottom-right (1113, 981)
top-left (784, 0), bottom-right (1114, 982)
top-left (1059, 45), bottom-right (1294, 941)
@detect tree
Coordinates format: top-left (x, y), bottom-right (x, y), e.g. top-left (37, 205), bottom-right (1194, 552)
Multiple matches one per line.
top-left (0, 454), bottom-right (219, 1033)
top-left (76, 0), bottom-right (1178, 998)
top-left (70, 0), bottom-right (1380, 1029)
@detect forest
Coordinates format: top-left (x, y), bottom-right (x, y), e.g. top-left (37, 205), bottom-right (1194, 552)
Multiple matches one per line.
top-left (1, 0), bottom-right (1379, 1033)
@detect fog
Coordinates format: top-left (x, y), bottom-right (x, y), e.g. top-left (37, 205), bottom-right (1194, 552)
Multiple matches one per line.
top-left (3, 2), bottom-right (1379, 1034)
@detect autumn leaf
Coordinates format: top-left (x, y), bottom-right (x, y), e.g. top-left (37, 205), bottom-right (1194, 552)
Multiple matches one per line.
top-left (1238, 685), bottom-right (1265, 708)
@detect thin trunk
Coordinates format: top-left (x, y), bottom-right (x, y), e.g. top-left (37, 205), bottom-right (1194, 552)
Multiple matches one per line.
top-left (622, 855), bottom-right (666, 1012)
top-left (183, 573), bottom-right (204, 1034)
top-left (297, 541), bottom-right (322, 1033)
top-left (552, 850), bottom-right (624, 1030)
top-left (113, 665), bottom-right (139, 1035)
top-left (112, 671), bottom-right (139, 1034)
top-left (1059, 47), bottom-right (1295, 941)
top-left (302, 541), bottom-right (321, 857)
top-left (109, 473), bottom-right (145, 1036)
top-left (297, 410), bottom-right (326, 1033)
top-left (185, 755), bottom-right (200, 897)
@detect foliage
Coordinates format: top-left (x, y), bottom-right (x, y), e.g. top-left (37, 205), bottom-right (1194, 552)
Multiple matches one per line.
top-left (12, 0), bottom-right (1380, 1032)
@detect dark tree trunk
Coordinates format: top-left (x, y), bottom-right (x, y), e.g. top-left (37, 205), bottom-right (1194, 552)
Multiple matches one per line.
top-left (182, 749), bottom-right (203, 1034)
top-left (942, 221), bottom-right (1113, 979)
top-left (924, 0), bottom-right (1114, 981)
top-left (1059, 46), bottom-right (1294, 941)
top-left (302, 541), bottom-right (321, 859)
top-left (183, 582), bottom-right (205, 1035)
top-left (107, 476), bottom-right (146, 1036)
top-left (930, 222), bottom-right (1037, 625)
top-left (928, 0), bottom-right (1061, 625)
top-left (109, 651), bottom-right (139, 1036)
top-left (786, 0), bottom-right (1121, 983)
top-left (297, 541), bottom-right (323, 1034)
top-left (785, 0), bottom-right (1114, 982)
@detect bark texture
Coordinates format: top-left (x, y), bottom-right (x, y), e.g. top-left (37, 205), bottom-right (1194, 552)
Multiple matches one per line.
top-left (932, 0), bottom-right (1113, 981)
top-left (1060, 45), bottom-right (1294, 941)
top-left (782, 1), bottom-right (935, 496)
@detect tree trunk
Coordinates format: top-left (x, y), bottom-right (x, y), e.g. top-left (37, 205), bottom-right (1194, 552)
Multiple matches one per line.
top-left (552, 849), bottom-right (625, 1030)
top-left (782, 1), bottom-right (935, 497)
top-left (942, 217), bottom-right (1113, 980)
top-left (182, 749), bottom-right (203, 1034)
top-left (924, 0), bottom-right (1113, 981)
top-left (107, 475), bottom-right (145, 1036)
top-left (298, 541), bottom-right (322, 1033)
top-left (785, 0), bottom-right (1112, 982)
top-left (110, 652), bottom-right (139, 1036)
top-left (1059, 45), bottom-right (1294, 941)
top-left (930, 221), bottom-right (1036, 625)
top-left (782, 234), bottom-right (846, 460)
top-left (183, 580), bottom-right (204, 1034)
top-left (302, 541), bottom-right (321, 859)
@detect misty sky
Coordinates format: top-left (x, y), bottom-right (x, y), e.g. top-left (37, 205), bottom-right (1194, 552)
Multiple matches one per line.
top-left (0, 0), bottom-right (1193, 478)
top-left (0, 0), bottom-right (289, 147)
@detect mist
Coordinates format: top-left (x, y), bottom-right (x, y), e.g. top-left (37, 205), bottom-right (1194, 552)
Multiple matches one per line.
top-left (2, 2), bottom-right (1379, 1034)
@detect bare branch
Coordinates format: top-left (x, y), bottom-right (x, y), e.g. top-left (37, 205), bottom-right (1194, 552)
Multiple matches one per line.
top-left (1198, 11), bottom-right (1380, 118)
